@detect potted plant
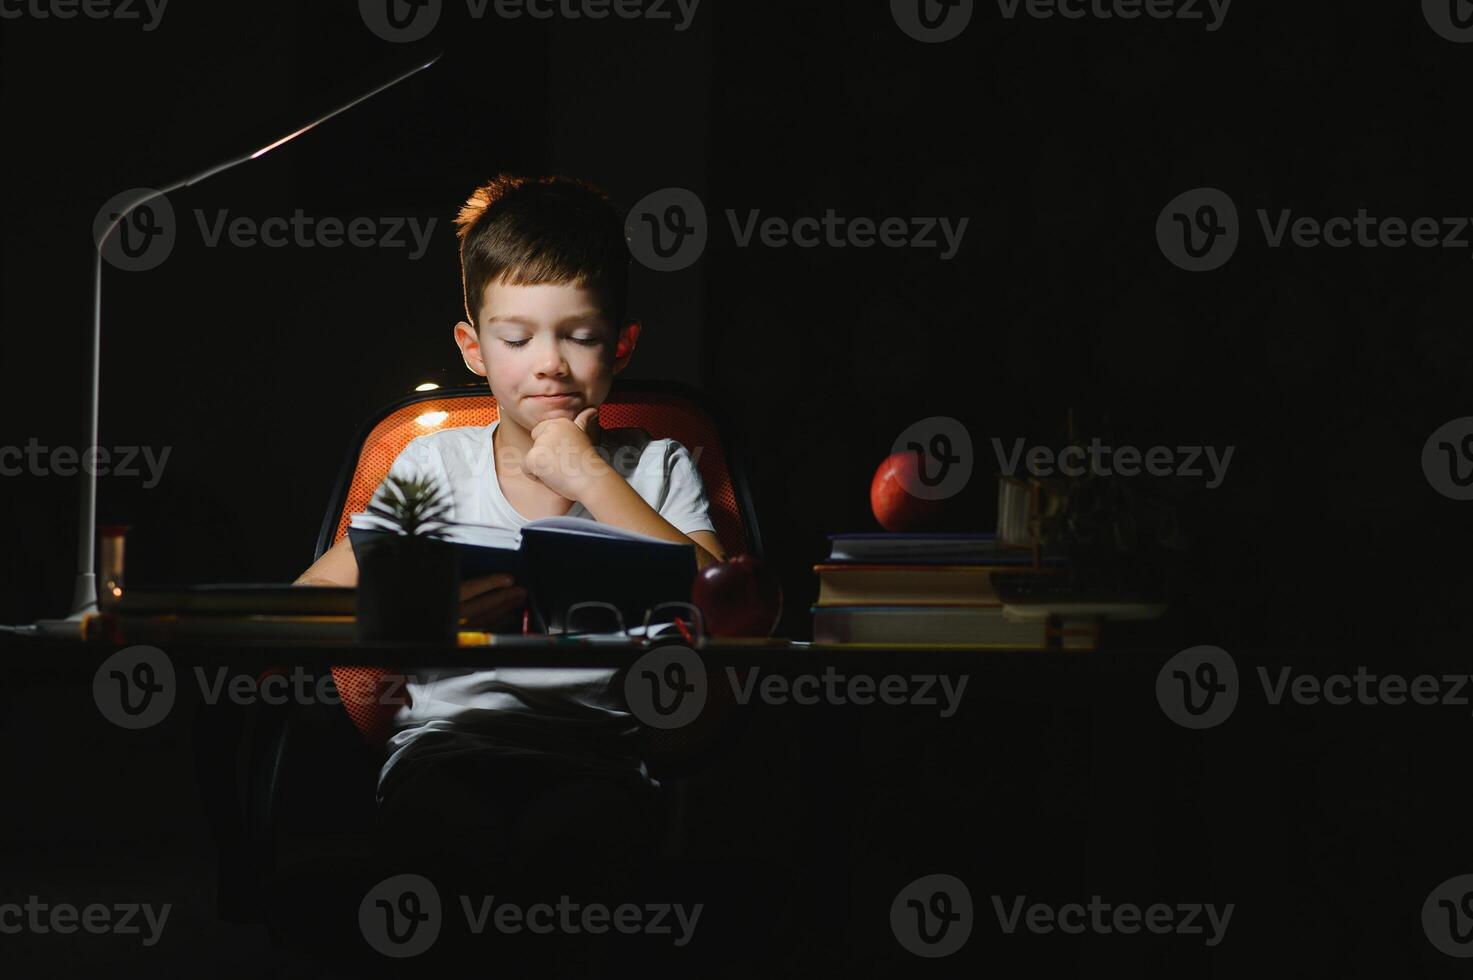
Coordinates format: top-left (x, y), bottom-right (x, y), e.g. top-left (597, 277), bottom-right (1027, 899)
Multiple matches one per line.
top-left (354, 472), bottom-right (460, 642)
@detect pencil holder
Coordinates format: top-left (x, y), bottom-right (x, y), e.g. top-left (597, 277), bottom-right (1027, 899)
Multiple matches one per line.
top-left (355, 534), bottom-right (460, 643)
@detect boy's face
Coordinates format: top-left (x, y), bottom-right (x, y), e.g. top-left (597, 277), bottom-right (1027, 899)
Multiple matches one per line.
top-left (453, 279), bottom-right (631, 432)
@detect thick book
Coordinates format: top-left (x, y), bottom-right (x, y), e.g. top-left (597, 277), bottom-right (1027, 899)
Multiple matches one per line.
top-left (112, 584), bottom-right (356, 617)
top-left (1001, 600), bottom-right (1167, 622)
top-left (96, 613), bottom-right (358, 645)
top-left (826, 532), bottom-right (1065, 565)
top-left (813, 562), bottom-right (1072, 606)
top-left (347, 513), bottom-right (698, 633)
top-left (811, 604), bottom-right (1095, 650)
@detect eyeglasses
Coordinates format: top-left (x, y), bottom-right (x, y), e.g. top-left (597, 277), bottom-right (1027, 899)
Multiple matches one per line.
top-left (558, 600), bottom-right (707, 646)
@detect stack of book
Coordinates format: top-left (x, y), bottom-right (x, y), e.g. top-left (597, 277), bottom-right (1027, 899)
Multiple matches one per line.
top-left (810, 532), bottom-right (1099, 650)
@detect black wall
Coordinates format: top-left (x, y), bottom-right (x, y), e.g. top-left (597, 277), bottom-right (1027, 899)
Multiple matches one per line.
top-left (3, 1), bottom-right (1470, 646)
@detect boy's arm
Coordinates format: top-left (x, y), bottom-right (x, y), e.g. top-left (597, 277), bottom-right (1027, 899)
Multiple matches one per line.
top-left (297, 439), bottom-right (440, 587)
top-left (527, 410), bottom-right (728, 571)
top-left (579, 473), bottom-right (725, 570)
top-left (294, 538), bottom-right (526, 628)
top-left (294, 537), bottom-right (358, 586)
top-left (686, 529), bottom-right (727, 568)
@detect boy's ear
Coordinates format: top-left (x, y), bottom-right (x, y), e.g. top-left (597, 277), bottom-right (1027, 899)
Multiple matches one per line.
top-left (453, 320), bottom-right (488, 377)
top-left (612, 320), bottom-right (641, 374)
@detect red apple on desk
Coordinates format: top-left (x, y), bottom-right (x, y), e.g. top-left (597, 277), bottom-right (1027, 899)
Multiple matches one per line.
top-left (871, 451), bottom-right (950, 531)
top-left (691, 554), bottom-right (783, 637)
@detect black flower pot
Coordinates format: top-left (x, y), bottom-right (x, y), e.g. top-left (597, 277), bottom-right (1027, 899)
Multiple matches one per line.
top-left (355, 534), bottom-right (460, 642)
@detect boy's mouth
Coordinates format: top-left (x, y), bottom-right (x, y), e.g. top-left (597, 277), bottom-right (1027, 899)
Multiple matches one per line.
top-left (527, 392), bottom-right (580, 403)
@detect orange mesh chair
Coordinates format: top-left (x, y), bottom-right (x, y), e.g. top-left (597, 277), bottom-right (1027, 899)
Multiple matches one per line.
top-left (317, 380), bottom-right (763, 748)
top-left (217, 382), bottom-right (760, 923)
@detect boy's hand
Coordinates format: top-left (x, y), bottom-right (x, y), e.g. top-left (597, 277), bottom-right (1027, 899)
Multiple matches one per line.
top-left (459, 574), bottom-right (528, 631)
top-left (525, 407), bottom-right (611, 501)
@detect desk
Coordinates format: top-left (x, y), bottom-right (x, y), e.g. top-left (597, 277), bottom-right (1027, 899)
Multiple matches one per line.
top-left (5, 635), bottom-right (1460, 973)
top-left (1, 630), bottom-right (1122, 673)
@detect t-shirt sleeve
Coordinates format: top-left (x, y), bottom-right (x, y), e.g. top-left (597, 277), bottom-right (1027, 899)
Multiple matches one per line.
top-left (658, 440), bottom-right (719, 538)
top-left (364, 438), bottom-right (456, 521)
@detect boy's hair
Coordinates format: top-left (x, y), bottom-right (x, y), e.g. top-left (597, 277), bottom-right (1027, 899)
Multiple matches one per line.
top-left (453, 174), bottom-right (629, 332)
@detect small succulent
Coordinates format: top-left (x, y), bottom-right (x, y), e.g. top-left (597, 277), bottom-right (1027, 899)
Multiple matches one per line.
top-left (366, 472), bottom-right (453, 538)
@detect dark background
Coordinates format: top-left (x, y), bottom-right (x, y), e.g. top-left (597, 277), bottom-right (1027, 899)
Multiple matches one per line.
top-left (4, 2), bottom-right (1473, 975)
top-left (3, 1), bottom-right (1470, 643)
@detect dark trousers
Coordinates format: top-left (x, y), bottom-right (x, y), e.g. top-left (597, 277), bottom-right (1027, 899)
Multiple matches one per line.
top-left (267, 752), bottom-right (668, 967)
top-left (375, 753), bottom-right (664, 887)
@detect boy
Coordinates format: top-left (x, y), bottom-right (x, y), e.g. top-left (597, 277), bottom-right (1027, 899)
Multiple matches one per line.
top-left (295, 174), bottom-right (726, 866)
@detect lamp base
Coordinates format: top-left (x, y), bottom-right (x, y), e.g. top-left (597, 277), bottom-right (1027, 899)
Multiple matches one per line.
top-left (26, 574), bottom-right (100, 639)
top-left (29, 618), bottom-right (84, 639)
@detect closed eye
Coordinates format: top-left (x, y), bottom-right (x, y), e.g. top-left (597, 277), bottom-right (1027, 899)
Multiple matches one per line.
top-left (500, 337), bottom-right (601, 349)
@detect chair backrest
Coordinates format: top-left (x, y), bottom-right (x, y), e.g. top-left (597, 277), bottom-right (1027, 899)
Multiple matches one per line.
top-left (319, 382), bottom-right (756, 560)
top-left (322, 382), bottom-right (760, 745)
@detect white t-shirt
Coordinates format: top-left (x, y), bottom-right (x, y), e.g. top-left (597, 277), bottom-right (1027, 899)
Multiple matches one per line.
top-left (365, 419), bottom-right (717, 801)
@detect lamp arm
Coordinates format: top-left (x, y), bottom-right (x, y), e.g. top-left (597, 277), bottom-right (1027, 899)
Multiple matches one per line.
top-left (65, 52), bottom-right (442, 619)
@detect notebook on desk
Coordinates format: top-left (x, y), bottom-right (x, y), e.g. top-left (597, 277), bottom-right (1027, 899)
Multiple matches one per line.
top-left (347, 513), bottom-right (699, 633)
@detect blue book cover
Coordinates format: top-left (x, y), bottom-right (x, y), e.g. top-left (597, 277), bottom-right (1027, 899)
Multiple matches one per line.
top-left (825, 531), bottom-right (1063, 565)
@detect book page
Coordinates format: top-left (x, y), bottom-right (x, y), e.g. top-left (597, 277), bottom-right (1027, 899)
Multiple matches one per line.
top-left (350, 511), bottom-right (682, 549)
top-left (349, 512), bottom-right (519, 550)
top-left (440, 524), bottom-right (520, 550)
top-left (522, 515), bottom-right (686, 547)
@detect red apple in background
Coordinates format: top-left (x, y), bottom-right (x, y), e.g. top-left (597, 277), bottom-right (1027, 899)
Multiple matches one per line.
top-left (871, 451), bottom-right (950, 531)
top-left (691, 554), bottom-right (784, 637)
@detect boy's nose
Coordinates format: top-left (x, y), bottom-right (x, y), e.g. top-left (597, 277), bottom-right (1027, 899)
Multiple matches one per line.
top-left (532, 336), bottom-right (568, 376)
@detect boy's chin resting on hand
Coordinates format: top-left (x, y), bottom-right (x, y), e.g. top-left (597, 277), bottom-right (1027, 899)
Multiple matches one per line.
top-left (522, 407), bottom-right (611, 503)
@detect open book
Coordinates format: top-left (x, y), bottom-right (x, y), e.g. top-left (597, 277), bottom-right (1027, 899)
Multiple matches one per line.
top-left (347, 513), bottom-right (699, 633)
